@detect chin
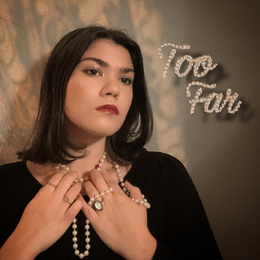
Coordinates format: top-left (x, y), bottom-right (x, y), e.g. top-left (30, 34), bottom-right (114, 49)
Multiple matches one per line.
top-left (86, 125), bottom-right (122, 139)
top-left (100, 129), bottom-right (121, 137)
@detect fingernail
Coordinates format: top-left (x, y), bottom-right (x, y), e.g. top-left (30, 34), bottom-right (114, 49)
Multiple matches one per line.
top-left (94, 164), bottom-right (99, 169)
top-left (76, 194), bottom-right (80, 198)
top-left (125, 180), bottom-right (130, 184)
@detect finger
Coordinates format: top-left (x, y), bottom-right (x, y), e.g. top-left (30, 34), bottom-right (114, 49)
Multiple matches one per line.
top-left (79, 195), bottom-right (98, 221)
top-left (64, 196), bottom-right (83, 223)
top-left (99, 168), bottom-right (120, 192)
top-left (54, 170), bottom-right (79, 197)
top-left (45, 169), bottom-right (68, 191)
top-left (124, 180), bottom-right (143, 202)
top-left (125, 181), bottom-right (151, 209)
top-left (83, 180), bottom-right (100, 200)
top-left (88, 169), bottom-right (109, 193)
top-left (61, 182), bottom-right (82, 210)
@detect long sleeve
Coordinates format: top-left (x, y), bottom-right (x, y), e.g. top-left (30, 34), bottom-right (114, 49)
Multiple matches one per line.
top-left (0, 152), bottom-right (222, 259)
top-left (127, 149), bottom-right (222, 259)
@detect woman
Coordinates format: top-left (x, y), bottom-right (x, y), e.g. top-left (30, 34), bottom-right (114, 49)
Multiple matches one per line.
top-left (0, 26), bottom-right (222, 259)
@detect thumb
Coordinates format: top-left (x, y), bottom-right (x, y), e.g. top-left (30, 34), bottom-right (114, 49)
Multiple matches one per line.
top-left (124, 180), bottom-right (151, 209)
top-left (124, 180), bottom-right (142, 200)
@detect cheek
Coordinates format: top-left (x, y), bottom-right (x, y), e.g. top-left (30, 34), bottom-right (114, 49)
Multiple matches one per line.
top-left (66, 78), bottom-right (81, 105)
top-left (65, 78), bottom-right (95, 107)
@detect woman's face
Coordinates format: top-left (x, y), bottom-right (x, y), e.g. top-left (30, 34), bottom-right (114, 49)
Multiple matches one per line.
top-left (65, 39), bottom-right (134, 143)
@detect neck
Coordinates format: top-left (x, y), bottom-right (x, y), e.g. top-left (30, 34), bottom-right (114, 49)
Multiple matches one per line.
top-left (66, 138), bottom-right (108, 178)
top-left (26, 138), bottom-right (131, 189)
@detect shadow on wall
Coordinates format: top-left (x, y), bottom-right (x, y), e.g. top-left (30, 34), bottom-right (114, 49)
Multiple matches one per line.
top-left (0, 0), bottom-right (105, 164)
top-left (0, 0), bottom-right (188, 165)
top-left (0, 55), bottom-right (47, 164)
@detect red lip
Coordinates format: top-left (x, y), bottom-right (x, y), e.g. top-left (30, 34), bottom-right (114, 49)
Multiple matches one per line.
top-left (95, 104), bottom-right (119, 115)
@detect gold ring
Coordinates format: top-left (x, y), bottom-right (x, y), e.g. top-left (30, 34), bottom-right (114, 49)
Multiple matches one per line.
top-left (63, 196), bottom-right (71, 205)
top-left (46, 181), bottom-right (57, 188)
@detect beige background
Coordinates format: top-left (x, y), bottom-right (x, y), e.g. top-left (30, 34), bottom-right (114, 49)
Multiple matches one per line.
top-left (0, 0), bottom-right (259, 259)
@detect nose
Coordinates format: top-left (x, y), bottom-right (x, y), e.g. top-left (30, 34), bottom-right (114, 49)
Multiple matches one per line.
top-left (100, 77), bottom-right (120, 98)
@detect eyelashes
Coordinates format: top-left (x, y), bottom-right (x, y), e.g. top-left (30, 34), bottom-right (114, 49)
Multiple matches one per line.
top-left (83, 69), bottom-right (133, 85)
top-left (84, 69), bottom-right (102, 76)
top-left (120, 77), bottom-right (132, 85)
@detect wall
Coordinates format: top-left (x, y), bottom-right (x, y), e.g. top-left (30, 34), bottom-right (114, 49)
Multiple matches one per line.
top-left (0, 0), bottom-right (259, 259)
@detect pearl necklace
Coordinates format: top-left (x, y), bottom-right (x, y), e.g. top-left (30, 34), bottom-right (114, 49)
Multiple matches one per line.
top-left (56, 152), bottom-right (150, 259)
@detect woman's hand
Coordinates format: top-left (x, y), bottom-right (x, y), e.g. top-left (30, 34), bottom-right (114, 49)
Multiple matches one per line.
top-left (80, 168), bottom-right (157, 260)
top-left (0, 169), bottom-right (83, 260)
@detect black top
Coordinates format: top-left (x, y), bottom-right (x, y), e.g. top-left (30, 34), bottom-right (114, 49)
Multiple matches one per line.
top-left (0, 148), bottom-right (222, 259)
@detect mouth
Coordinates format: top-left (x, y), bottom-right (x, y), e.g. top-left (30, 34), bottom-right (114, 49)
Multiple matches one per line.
top-left (95, 104), bottom-right (119, 115)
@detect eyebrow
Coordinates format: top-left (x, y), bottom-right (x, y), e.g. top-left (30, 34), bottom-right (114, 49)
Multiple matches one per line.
top-left (79, 57), bottom-right (135, 74)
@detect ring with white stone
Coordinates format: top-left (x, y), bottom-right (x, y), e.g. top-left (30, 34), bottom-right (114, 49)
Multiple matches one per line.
top-left (88, 187), bottom-right (113, 207)
top-left (92, 200), bottom-right (104, 211)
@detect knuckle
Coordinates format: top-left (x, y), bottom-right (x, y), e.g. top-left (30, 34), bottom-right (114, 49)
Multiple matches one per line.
top-left (116, 193), bottom-right (127, 203)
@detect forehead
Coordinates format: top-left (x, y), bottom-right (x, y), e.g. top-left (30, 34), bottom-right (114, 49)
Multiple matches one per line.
top-left (81, 39), bottom-right (133, 68)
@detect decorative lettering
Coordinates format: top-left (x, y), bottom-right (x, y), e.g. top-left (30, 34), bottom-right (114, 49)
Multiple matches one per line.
top-left (158, 43), bottom-right (242, 114)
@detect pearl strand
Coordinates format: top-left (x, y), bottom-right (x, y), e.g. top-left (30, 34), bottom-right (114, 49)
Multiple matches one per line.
top-left (56, 152), bottom-right (150, 258)
top-left (72, 218), bottom-right (90, 259)
top-left (70, 153), bottom-right (106, 258)
top-left (113, 163), bottom-right (151, 209)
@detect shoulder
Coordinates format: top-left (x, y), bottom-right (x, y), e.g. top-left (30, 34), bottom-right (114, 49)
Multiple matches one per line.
top-left (0, 161), bottom-right (41, 206)
top-left (131, 149), bottom-right (200, 209)
top-left (0, 161), bottom-right (29, 187)
top-left (0, 161), bottom-right (27, 174)
top-left (131, 148), bottom-right (191, 192)
top-left (135, 148), bottom-right (188, 176)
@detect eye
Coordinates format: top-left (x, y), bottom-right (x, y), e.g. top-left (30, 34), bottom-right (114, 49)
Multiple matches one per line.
top-left (120, 77), bottom-right (133, 85)
top-left (84, 69), bottom-right (102, 76)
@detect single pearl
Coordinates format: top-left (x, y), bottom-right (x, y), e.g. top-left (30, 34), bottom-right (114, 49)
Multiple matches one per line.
top-left (72, 224), bottom-right (77, 229)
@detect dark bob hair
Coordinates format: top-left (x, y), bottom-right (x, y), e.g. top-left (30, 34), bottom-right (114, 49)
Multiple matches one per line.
top-left (18, 26), bottom-right (153, 165)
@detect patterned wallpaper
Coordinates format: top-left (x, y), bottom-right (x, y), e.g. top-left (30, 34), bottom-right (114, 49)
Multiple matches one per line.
top-left (1, 1), bottom-right (260, 259)
top-left (0, 0), bottom-right (186, 165)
